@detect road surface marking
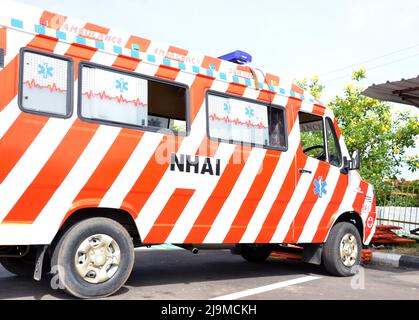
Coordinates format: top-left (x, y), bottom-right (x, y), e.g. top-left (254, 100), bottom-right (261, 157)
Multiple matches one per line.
top-left (210, 276), bottom-right (321, 300)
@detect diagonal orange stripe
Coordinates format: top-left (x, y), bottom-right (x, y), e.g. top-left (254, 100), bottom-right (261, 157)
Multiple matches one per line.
top-left (254, 154), bottom-right (302, 243)
top-left (1, 26), bottom-right (101, 223)
top-left (311, 174), bottom-right (349, 243)
top-left (71, 129), bottom-right (144, 209)
top-left (143, 188), bottom-right (195, 244)
top-left (283, 162), bottom-right (330, 243)
top-left (184, 145), bottom-right (248, 243)
top-left (223, 151), bottom-right (280, 244)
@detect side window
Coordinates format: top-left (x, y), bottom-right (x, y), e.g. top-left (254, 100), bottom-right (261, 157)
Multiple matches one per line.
top-left (79, 63), bottom-right (188, 134)
top-left (326, 118), bottom-right (342, 167)
top-left (19, 49), bottom-right (73, 118)
top-left (207, 93), bottom-right (287, 150)
top-left (299, 112), bottom-right (326, 161)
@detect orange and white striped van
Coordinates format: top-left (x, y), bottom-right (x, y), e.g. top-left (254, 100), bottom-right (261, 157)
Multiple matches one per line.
top-left (0, 0), bottom-right (377, 298)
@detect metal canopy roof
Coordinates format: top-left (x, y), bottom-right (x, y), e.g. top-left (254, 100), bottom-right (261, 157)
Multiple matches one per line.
top-left (363, 76), bottom-right (419, 108)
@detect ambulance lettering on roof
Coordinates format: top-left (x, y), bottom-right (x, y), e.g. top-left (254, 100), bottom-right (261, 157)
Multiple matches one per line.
top-left (38, 11), bottom-right (123, 45)
top-left (60, 24), bottom-right (123, 45)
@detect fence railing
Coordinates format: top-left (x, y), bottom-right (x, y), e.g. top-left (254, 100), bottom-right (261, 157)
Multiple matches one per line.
top-left (377, 206), bottom-right (419, 233)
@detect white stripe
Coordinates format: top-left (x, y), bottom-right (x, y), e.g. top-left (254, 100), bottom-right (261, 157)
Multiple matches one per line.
top-left (166, 85), bottom-right (284, 243)
top-left (34, 125), bottom-right (121, 229)
top-left (0, 97), bottom-right (20, 139)
top-left (3, 29), bottom-right (32, 65)
top-left (203, 148), bottom-right (267, 243)
top-left (89, 50), bottom-right (118, 65)
top-left (300, 101), bottom-right (314, 113)
top-left (361, 184), bottom-right (374, 221)
top-left (239, 124), bottom-right (300, 243)
top-left (164, 85), bottom-right (258, 243)
top-left (0, 37), bottom-right (70, 141)
top-left (135, 62), bottom-right (159, 78)
top-left (272, 94), bottom-right (289, 107)
top-left (271, 157), bottom-right (319, 243)
top-left (318, 172), bottom-right (361, 242)
top-left (337, 171), bottom-right (361, 215)
top-left (210, 276), bottom-right (321, 300)
top-left (0, 29), bottom-right (32, 142)
top-left (163, 143), bottom-right (236, 243)
top-left (0, 48), bottom-right (113, 224)
top-left (361, 184), bottom-right (374, 244)
top-left (0, 114), bottom-right (77, 223)
top-left (53, 42), bottom-right (72, 55)
top-left (297, 167), bottom-right (341, 243)
top-left (99, 132), bottom-right (164, 208)
top-left (134, 80), bottom-right (229, 240)
top-left (99, 55), bottom-right (173, 209)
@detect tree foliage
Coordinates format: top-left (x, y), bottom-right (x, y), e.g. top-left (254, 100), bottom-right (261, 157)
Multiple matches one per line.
top-left (296, 76), bottom-right (325, 100)
top-left (297, 71), bottom-right (419, 204)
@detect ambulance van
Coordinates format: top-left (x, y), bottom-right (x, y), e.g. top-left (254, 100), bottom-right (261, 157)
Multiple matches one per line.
top-left (0, 0), bottom-right (377, 298)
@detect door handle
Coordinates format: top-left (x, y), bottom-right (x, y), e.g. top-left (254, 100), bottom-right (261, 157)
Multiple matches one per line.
top-left (299, 168), bottom-right (313, 174)
top-left (355, 188), bottom-right (364, 194)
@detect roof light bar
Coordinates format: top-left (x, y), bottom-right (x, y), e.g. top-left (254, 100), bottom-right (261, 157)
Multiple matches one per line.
top-left (218, 50), bottom-right (252, 65)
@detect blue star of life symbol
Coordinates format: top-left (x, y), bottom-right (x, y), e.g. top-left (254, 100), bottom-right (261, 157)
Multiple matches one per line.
top-left (116, 78), bottom-right (129, 93)
top-left (224, 102), bottom-right (231, 114)
top-left (38, 63), bottom-right (54, 79)
top-left (245, 106), bottom-right (254, 118)
top-left (314, 176), bottom-right (327, 199)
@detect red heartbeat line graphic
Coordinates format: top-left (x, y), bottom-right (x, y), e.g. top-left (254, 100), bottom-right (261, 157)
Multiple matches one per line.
top-left (209, 114), bottom-right (268, 129)
top-left (24, 79), bottom-right (66, 93)
top-left (82, 90), bottom-right (147, 107)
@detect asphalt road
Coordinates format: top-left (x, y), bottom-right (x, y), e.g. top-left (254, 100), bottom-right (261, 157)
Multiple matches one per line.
top-left (0, 248), bottom-right (418, 300)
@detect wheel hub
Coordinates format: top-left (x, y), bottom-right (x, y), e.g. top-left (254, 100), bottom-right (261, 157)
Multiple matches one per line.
top-left (75, 234), bottom-right (121, 284)
top-left (340, 233), bottom-right (358, 267)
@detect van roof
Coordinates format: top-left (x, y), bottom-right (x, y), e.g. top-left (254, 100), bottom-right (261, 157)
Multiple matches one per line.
top-left (0, 0), bottom-right (326, 108)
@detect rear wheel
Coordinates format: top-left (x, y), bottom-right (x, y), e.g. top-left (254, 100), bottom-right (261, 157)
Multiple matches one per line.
top-left (241, 245), bottom-right (272, 263)
top-left (51, 218), bottom-right (135, 299)
top-left (322, 222), bottom-right (362, 277)
top-left (0, 257), bottom-right (34, 278)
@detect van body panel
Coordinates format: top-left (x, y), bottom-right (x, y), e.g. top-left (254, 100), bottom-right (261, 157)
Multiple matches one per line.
top-left (0, 1), bottom-right (376, 246)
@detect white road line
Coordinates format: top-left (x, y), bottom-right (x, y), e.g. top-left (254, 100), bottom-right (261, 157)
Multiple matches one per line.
top-left (210, 276), bottom-right (321, 300)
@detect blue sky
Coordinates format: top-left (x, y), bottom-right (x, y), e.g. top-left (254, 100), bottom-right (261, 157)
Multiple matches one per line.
top-left (16, 0), bottom-right (419, 179)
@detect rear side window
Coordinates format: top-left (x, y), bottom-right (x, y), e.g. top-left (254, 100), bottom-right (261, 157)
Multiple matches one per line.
top-left (207, 92), bottom-right (287, 150)
top-left (19, 48), bottom-right (73, 118)
top-left (79, 63), bottom-right (188, 134)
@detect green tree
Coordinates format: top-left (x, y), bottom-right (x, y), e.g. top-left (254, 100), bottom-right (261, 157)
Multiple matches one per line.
top-left (296, 76), bottom-right (325, 100)
top-left (298, 70), bottom-right (419, 204)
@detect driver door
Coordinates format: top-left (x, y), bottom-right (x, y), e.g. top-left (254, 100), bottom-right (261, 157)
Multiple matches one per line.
top-left (285, 111), bottom-right (340, 243)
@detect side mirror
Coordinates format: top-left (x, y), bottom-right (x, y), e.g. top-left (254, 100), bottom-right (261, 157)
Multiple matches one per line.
top-left (340, 157), bottom-right (350, 174)
top-left (340, 150), bottom-right (361, 174)
top-left (350, 150), bottom-right (361, 171)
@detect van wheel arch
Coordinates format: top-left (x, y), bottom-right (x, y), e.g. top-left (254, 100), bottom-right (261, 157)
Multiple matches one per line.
top-left (53, 208), bottom-right (142, 249)
top-left (327, 211), bottom-right (364, 244)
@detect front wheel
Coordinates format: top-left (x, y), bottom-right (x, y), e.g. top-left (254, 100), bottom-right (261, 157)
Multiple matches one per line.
top-left (51, 218), bottom-right (135, 299)
top-left (322, 222), bottom-right (362, 277)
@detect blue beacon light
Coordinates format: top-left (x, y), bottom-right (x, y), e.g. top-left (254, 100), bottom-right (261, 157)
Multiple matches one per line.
top-left (218, 50), bottom-right (252, 65)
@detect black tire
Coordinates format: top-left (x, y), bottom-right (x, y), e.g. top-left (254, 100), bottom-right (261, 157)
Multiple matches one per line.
top-left (241, 245), bottom-right (272, 263)
top-left (51, 218), bottom-right (135, 299)
top-left (0, 256), bottom-right (34, 278)
top-left (322, 222), bottom-right (362, 277)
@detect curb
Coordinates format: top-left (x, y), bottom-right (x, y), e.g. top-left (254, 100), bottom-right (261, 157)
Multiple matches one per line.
top-left (372, 252), bottom-right (419, 269)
